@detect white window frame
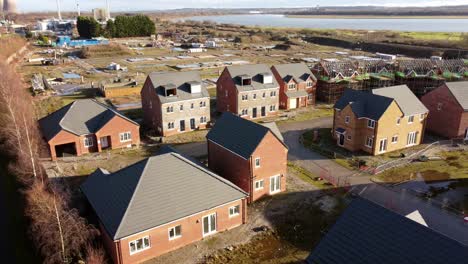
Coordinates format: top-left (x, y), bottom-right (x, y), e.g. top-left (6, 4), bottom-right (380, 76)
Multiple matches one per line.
top-left (166, 106), bottom-right (174, 113)
top-left (179, 104), bottom-right (184, 111)
top-left (255, 157), bottom-right (261, 168)
top-left (407, 131), bottom-right (418, 146)
top-left (391, 135), bottom-right (398, 144)
top-left (255, 179), bottom-right (264, 190)
top-left (345, 116), bottom-right (350, 124)
top-left (253, 93), bottom-right (257, 100)
top-left (408, 115), bottom-right (414, 124)
top-left (306, 81), bottom-right (314, 88)
top-left (129, 236), bottom-right (151, 255)
top-left (379, 138), bottom-right (388, 153)
top-left (347, 135), bottom-right (352, 141)
top-left (419, 114), bottom-right (425, 120)
top-left (168, 225), bottom-right (182, 240)
top-left (119, 132), bottom-right (131, 142)
top-left (269, 175), bottom-right (281, 194)
top-left (228, 205), bottom-right (240, 217)
top-left (262, 92), bottom-right (266, 98)
top-left (367, 119), bottom-right (376, 129)
top-left (202, 213), bottom-right (217, 237)
top-left (200, 116), bottom-right (207, 124)
top-left (365, 137), bottom-right (373, 148)
top-left (437, 102), bottom-right (442, 111)
top-left (84, 136), bottom-right (93, 147)
top-left (288, 83), bottom-right (296, 90)
top-left (168, 122), bottom-right (175, 130)
top-left (396, 118), bottom-right (401, 125)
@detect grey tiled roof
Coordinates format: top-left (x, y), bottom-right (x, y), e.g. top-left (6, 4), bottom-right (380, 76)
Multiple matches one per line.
top-left (147, 71), bottom-right (210, 104)
top-left (225, 64), bottom-right (279, 92)
top-left (334, 89), bottom-right (393, 121)
top-left (206, 113), bottom-right (287, 159)
top-left (285, 90), bottom-right (309, 98)
top-left (261, 122), bottom-right (284, 142)
top-left (273, 63), bottom-right (317, 83)
top-left (38, 99), bottom-right (139, 141)
top-left (306, 198), bottom-right (468, 264)
top-left (81, 152), bottom-right (248, 240)
top-left (445, 81), bottom-right (468, 111)
top-left (372, 85), bottom-right (428, 116)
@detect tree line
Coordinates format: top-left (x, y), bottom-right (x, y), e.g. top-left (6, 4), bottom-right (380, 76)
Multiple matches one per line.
top-left (77, 15), bottom-right (156, 39)
top-left (0, 40), bottom-right (106, 263)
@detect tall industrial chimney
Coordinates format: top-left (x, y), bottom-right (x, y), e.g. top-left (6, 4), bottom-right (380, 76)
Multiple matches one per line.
top-left (106, 0), bottom-right (110, 20)
top-left (56, 0), bottom-right (62, 20)
top-left (0, 0), bottom-right (4, 14)
top-left (4, 0), bottom-right (17, 13)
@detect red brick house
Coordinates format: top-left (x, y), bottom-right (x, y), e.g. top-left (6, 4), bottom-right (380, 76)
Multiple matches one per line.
top-left (216, 64), bottom-right (280, 119)
top-left (141, 71), bottom-right (210, 137)
top-left (421, 82), bottom-right (468, 139)
top-left (38, 99), bottom-right (140, 160)
top-left (271, 63), bottom-right (317, 109)
top-left (206, 112), bottom-right (288, 203)
top-left (81, 151), bottom-right (248, 264)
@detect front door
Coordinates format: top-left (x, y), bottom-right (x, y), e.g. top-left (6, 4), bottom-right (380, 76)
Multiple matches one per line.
top-left (252, 108), bottom-right (257, 118)
top-left (101, 136), bottom-right (109, 149)
top-left (190, 118), bottom-right (196, 130)
top-left (261, 106), bottom-right (266, 117)
top-left (202, 213), bottom-right (216, 236)
top-left (180, 120), bottom-right (186, 132)
top-left (270, 175), bottom-right (281, 194)
top-left (338, 134), bottom-right (345, 146)
top-left (379, 138), bottom-right (388, 153)
top-left (289, 98), bottom-right (297, 109)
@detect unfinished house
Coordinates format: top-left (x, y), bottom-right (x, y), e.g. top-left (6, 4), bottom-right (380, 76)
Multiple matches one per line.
top-left (271, 63), bottom-right (317, 110)
top-left (395, 59), bottom-right (445, 97)
top-left (141, 71), bottom-right (210, 137)
top-left (217, 64), bottom-right (280, 119)
top-left (434, 59), bottom-right (468, 81)
top-left (354, 59), bottom-right (395, 89)
top-left (312, 60), bottom-right (362, 104)
top-left (39, 99), bottom-right (140, 160)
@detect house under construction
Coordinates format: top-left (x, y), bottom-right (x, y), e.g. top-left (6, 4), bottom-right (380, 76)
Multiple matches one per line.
top-left (394, 59), bottom-right (446, 97)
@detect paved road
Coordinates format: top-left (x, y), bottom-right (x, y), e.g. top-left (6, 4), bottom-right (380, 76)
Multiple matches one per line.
top-left (356, 183), bottom-right (468, 245)
top-left (278, 117), bottom-right (372, 186)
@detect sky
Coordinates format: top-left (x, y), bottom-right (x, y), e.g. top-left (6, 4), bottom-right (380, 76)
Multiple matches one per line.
top-left (15, 0), bottom-right (468, 12)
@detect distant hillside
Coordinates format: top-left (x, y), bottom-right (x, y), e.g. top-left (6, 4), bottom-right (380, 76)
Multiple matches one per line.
top-left (285, 6), bottom-right (468, 16)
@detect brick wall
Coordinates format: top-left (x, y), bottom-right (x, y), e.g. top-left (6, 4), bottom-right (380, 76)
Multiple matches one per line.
top-left (421, 85), bottom-right (465, 138)
top-left (216, 68), bottom-right (238, 113)
top-left (141, 77), bottom-right (162, 133)
top-left (271, 67), bottom-right (317, 110)
top-left (96, 115), bottom-right (140, 150)
top-left (106, 199), bottom-right (246, 264)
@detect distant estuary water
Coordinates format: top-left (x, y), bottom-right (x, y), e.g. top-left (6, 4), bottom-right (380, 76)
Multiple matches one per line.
top-left (176, 14), bottom-right (468, 32)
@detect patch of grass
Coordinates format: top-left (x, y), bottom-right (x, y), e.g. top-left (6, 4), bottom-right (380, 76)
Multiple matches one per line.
top-left (373, 150), bottom-right (468, 183)
top-left (207, 88), bottom-right (216, 97)
top-left (35, 89), bottom-right (98, 118)
top-left (280, 106), bottom-right (333, 123)
top-left (287, 162), bottom-right (332, 189)
top-left (398, 31), bottom-right (463, 41)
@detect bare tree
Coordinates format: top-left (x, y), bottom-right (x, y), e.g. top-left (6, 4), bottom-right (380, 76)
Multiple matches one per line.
top-left (85, 244), bottom-right (108, 264)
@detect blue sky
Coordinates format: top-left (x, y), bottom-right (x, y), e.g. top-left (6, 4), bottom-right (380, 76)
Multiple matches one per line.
top-left (16, 0), bottom-right (468, 12)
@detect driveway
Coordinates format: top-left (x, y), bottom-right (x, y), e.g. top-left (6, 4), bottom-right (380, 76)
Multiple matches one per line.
top-left (278, 117), bottom-right (372, 186)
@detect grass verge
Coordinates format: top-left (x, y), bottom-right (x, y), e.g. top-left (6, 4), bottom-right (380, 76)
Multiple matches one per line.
top-left (287, 162), bottom-right (332, 189)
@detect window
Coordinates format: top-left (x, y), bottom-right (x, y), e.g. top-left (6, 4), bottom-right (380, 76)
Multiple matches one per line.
top-left (241, 109), bottom-right (248, 116)
top-left (149, 101), bottom-right (152, 109)
top-left (345, 116), bottom-right (350, 124)
top-left (347, 135), bottom-right (352, 140)
top-left (367, 119), bottom-right (375, 129)
top-left (420, 114), bottom-right (425, 120)
top-left (437, 102), bottom-right (443, 111)
top-left (365, 137), bottom-right (373, 148)
top-left (252, 94), bottom-right (257, 100)
top-left (396, 118), bottom-right (401, 125)
top-left (200, 116), bottom-right (207, 123)
top-left (262, 92), bottom-right (266, 98)
top-left (229, 205), bottom-right (240, 217)
top-left (270, 175), bottom-right (281, 194)
top-left (166, 106), bottom-right (174, 113)
top-left (255, 157), bottom-right (261, 167)
top-left (129, 236), bottom-right (150, 255)
top-left (308, 94), bottom-right (314, 101)
top-left (288, 83), bottom-right (296, 90)
top-left (225, 90), bottom-right (228, 97)
top-left (255, 179), bottom-right (264, 190)
top-left (168, 122), bottom-right (175, 130)
top-left (270, 91), bottom-right (277, 97)
top-left (191, 103), bottom-right (194, 109)
top-left (179, 104), bottom-right (184, 111)
top-left (241, 94), bottom-right (248, 101)
top-left (379, 138), bottom-right (388, 153)
top-left (392, 135), bottom-right (398, 143)
top-left (408, 115), bottom-right (414, 123)
top-left (120, 132), bottom-right (131, 142)
top-left (84, 137), bottom-right (93, 147)
top-left (200, 101), bottom-right (206, 107)
top-left (306, 81), bottom-right (314, 88)
top-left (202, 213), bottom-right (217, 236)
top-left (168, 225), bottom-right (182, 240)
top-left (270, 105), bottom-right (276, 112)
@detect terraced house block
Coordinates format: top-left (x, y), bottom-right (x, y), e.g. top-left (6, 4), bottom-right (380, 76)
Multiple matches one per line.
top-left (38, 99), bottom-right (140, 160)
top-left (207, 113), bottom-right (288, 203)
top-left (333, 85), bottom-right (428, 155)
top-left (141, 71), bottom-right (210, 136)
top-left (81, 151), bottom-right (248, 264)
top-left (271, 63), bottom-right (317, 110)
top-left (216, 64), bottom-right (280, 119)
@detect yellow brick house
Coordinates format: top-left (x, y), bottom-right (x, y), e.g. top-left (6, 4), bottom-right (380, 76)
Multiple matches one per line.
top-left (333, 85), bottom-right (428, 155)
